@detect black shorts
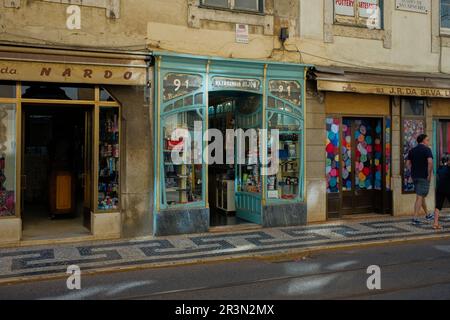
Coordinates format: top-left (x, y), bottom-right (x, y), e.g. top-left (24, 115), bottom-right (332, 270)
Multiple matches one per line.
top-left (436, 192), bottom-right (450, 211)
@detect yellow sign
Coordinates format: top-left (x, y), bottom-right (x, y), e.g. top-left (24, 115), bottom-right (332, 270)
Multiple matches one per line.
top-left (318, 80), bottom-right (450, 98)
top-left (0, 60), bottom-right (146, 85)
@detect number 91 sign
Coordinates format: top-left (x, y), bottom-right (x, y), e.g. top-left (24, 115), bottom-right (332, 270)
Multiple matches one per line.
top-left (269, 80), bottom-right (302, 106)
top-left (163, 73), bottom-right (203, 102)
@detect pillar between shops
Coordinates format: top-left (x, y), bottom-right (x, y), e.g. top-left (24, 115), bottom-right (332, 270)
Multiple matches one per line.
top-left (0, 218), bottom-right (22, 245)
top-left (91, 212), bottom-right (121, 238)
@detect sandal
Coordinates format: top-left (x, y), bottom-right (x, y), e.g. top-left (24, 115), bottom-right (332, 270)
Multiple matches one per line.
top-left (433, 224), bottom-right (442, 230)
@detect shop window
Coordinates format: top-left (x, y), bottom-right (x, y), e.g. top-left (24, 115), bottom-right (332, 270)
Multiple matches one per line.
top-left (401, 98), bottom-right (426, 193)
top-left (342, 118), bottom-right (352, 191)
top-left (201, 0), bottom-right (263, 13)
top-left (0, 82), bottom-right (16, 98)
top-left (98, 107), bottom-right (120, 210)
top-left (22, 83), bottom-right (95, 100)
top-left (442, 0), bottom-right (450, 33)
top-left (162, 110), bottom-right (203, 206)
top-left (385, 117), bottom-right (392, 191)
top-left (326, 118), bottom-right (340, 193)
top-left (334, 0), bottom-right (382, 29)
top-left (267, 112), bottom-right (302, 200)
top-left (100, 87), bottom-right (115, 101)
top-left (0, 104), bottom-right (17, 217)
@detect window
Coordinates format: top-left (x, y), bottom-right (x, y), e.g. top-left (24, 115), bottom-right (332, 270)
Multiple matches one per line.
top-left (401, 98), bottom-right (426, 193)
top-left (202, 0), bottom-right (263, 13)
top-left (442, 0), bottom-right (450, 32)
top-left (334, 0), bottom-right (382, 29)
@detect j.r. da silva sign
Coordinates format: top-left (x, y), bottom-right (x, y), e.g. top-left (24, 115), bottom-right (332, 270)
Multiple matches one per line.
top-left (395, 0), bottom-right (430, 13)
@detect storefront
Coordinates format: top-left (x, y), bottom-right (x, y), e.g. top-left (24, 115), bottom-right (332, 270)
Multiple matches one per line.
top-left (0, 44), bottom-right (150, 245)
top-left (153, 52), bottom-right (309, 236)
top-left (310, 67), bottom-right (450, 219)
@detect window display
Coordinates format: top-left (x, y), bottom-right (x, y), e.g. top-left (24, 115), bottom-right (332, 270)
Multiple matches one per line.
top-left (163, 110), bottom-right (203, 206)
top-left (267, 112), bottom-right (301, 200)
top-left (0, 104), bottom-right (16, 217)
top-left (326, 118), bottom-right (340, 193)
top-left (98, 107), bottom-right (120, 210)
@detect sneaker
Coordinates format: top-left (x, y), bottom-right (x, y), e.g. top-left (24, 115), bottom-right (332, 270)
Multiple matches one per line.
top-left (425, 213), bottom-right (434, 221)
top-left (412, 218), bottom-right (422, 225)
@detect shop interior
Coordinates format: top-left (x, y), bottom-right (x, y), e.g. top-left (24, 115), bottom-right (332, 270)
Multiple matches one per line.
top-left (21, 105), bottom-right (91, 240)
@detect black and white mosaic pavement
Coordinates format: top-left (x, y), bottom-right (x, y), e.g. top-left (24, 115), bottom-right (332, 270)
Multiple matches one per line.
top-left (1, 216), bottom-right (449, 283)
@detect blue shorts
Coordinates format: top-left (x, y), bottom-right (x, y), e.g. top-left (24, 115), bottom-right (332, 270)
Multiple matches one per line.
top-left (414, 178), bottom-right (430, 197)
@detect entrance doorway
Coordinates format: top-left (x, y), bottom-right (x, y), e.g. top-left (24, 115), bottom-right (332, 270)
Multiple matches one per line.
top-left (208, 91), bottom-right (262, 227)
top-left (436, 120), bottom-right (450, 210)
top-left (327, 116), bottom-right (391, 218)
top-left (21, 105), bottom-right (93, 240)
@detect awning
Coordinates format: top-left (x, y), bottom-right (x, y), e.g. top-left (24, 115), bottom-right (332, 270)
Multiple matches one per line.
top-left (311, 66), bottom-right (450, 98)
top-left (0, 44), bottom-right (150, 86)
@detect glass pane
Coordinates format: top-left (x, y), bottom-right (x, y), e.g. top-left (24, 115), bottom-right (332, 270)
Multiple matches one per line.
top-left (268, 112), bottom-right (300, 131)
top-left (326, 118), bottom-right (340, 193)
top-left (385, 117), bottom-right (391, 191)
top-left (0, 104), bottom-right (16, 217)
top-left (22, 83), bottom-right (95, 100)
top-left (98, 107), bottom-right (120, 210)
top-left (342, 119), bottom-right (352, 191)
top-left (267, 112), bottom-right (301, 200)
top-left (442, 0), bottom-right (450, 29)
top-left (355, 119), bottom-right (373, 190)
top-left (402, 119), bottom-right (425, 192)
top-left (358, 0), bottom-right (381, 29)
top-left (402, 98), bottom-right (425, 116)
top-left (235, 0), bottom-right (259, 11)
top-left (100, 87), bottom-right (115, 101)
top-left (0, 82), bottom-right (16, 98)
top-left (203, 0), bottom-right (228, 8)
top-left (374, 119), bottom-right (383, 190)
top-left (335, 0), bottom-right (356, 16)
top-left (163, 110), bottom-right (203, 206)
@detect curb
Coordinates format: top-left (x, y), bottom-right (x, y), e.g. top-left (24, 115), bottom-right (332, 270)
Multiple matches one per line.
top-left (1, 232), bottom-right (449, 286)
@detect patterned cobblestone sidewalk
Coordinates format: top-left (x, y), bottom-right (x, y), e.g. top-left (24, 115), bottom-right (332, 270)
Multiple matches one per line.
top-left (1, 215), bottom-right (450, 284)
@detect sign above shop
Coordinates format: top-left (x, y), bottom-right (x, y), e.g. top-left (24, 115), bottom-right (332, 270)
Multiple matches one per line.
top-left (163, 73), bottom-right (203, 101)
top-left (395, 0), bottom-right (430, 13)
top-left (211, 77), bottom-right (261, 92)
top-left (0, 60), bottom-right (146, 85)
top-left (269, 80), bottom-right (302, 106)
top-left (235, 24), bottom-right (249, 44)
top-left (318, 80), bottom-right (450, 98)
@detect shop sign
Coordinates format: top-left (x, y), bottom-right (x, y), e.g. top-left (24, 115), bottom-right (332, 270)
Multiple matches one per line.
top-left (269, 80), bottom-right (302, 106)
top-left (318, 80), bottom-right (450, 97)
top-left (211, 77), bottom-right (261, 92)
top-left (335, 0), bottom-right (356, 16)
top-left (0, 60), bottom-right (146, 85)
top-left (395, 0), bottom-right (430, 14)
top-left (236, 24), bottom-right (249, 44)
top-left (163, 73), bottom-right (203, 101)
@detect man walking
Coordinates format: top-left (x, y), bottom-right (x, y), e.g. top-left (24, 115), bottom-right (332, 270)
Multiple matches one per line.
top-left (406, 134), bottom-right (434, 225)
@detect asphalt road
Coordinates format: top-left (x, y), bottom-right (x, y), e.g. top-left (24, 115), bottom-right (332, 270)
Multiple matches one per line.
top-left (1, 239), bottom-right (450, 300)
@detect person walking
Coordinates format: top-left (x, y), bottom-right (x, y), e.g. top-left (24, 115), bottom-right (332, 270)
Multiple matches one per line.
top-left (406, 134), bottom-right (434, 225)
top-left (433, 154), bottom-right (450, 230)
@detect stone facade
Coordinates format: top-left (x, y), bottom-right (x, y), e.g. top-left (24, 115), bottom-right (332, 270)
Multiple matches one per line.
top-left (1, 1), bottom-right (450, 241)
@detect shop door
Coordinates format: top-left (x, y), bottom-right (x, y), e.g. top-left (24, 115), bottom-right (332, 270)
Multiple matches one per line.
top-left (83, 109), bottom-right (93, 229)
top-left (341, 118), bottom-right (384, 215)
top-left (436, 120), bottom-right (450, 209)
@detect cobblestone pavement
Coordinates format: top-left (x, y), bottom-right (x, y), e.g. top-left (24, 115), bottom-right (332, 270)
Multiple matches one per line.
top-left (1, 215), bottom-right (449, 284)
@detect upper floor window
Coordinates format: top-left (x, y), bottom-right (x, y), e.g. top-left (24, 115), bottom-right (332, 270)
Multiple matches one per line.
top-left (201, 0), bottom-right (263, 13)
top-left (442, 0), bottom-right (450, 33)
top-left (334, 0), bottom-right (382, 29)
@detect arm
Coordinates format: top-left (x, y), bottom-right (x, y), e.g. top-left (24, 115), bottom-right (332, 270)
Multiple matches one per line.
top-left (427, 157), bottom-right (433, 182)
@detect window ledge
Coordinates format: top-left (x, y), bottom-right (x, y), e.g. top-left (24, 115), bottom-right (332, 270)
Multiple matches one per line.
top-left (188, 2), bottom-right (274, 35)
top-left (333, 24), bottom-right (385, 41)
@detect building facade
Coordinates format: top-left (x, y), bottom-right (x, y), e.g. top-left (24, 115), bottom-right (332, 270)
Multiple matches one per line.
top-left (1, 0), bottom-right (450, 245)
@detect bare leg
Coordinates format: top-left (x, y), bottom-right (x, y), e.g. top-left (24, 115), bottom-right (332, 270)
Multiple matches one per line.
top-left (414, 196), bottom-right (423, 219)
top-left (434, 208), bottom-right (440, 228)
top-left (422, 198), bottom-right (429, 216)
